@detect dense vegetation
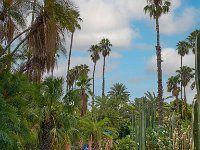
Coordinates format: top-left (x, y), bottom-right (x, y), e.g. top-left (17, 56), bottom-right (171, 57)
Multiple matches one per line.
top-left (0, 0), bottom-right (200, 150)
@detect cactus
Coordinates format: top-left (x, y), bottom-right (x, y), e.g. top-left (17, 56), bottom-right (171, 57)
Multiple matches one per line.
top-left (192, 33), bottom-right (200, 150)
top-left (134, 97), bottom-right (146, 150)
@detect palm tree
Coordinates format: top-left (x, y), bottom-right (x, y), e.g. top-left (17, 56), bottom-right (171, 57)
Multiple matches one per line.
top-left (166, 76), bottom-right (180, 114)
top-left (66, 10), bottom-right (82, 90)
top-left (40, 77), bottom-right (81, 150)
top-left (77, 75), bottom-right (92, 116)
top-left (88, 44), bottom-right (101, 112)
top-left (66, 64), bottom-right (90, 91)
top-left (0, 0), bottom-right (28, 44)
top-left (99, 38), bottom-right (112, 97)
top-left (1, 0), bottom-right (79, 82)
top-left (176, 41), bottom-right (190, 103)
top-left (108, 83), bottom-right (130, 102)
top-left (144, 0), bottom-right (171, 124)
top-left (79, 117), bottom-right (115, 150)
top-left (176, 66), bottom-right (194, 118)
top-left (187, 30), bottom-right (200, 54)
top-left (40, 77), bottom-right (63, 150)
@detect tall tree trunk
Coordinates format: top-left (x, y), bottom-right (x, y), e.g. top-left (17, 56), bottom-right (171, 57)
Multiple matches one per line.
top-left (41, 118), bottom-right (53, 150)
top-left (155, 17), bottom-right (163, 125)
top-left (184, 86), bottom-right (187, 118)
top-left (102, 56), bottom-right (106, 97)
top-left (180, 56), bottom-right (183, 101)
top-left (175, 94), bottom-right (179, 114)
top-left (92, 62), bottom-right (96, 113)
top-left (81, 89), bottom-right (87, 116)
top-left (67, 32), bottom-right (74, 91)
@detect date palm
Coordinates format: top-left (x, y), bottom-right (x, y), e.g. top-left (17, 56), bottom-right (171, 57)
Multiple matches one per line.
top-left (144, 0), bottom-right (171, 124)
top-left (99, 38), bottom-right (112, 97)
top-left (88, 44), bottom-right (101, 112)
top-left (176, 41), bottom-right (190, 101)
top-left (167, 75), bottom-right (180, 114)
top-left (176, 66), bottom-right (194, 118)
top-left (108, 83), bottom-right (130, 102)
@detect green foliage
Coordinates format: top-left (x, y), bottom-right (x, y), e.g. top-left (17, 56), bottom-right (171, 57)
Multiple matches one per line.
top-left (0, 72), bottom-right (39, 149)
top-left (115, 135), bottom-right (136, 150)
top-left (146, 125), bottom-right (172, 149)
top-left (144, 0), bottom-right (171, 19)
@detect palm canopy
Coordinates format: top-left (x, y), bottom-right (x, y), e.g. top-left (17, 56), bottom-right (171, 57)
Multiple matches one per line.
top-left (66, 8), bottom-right (82, 32)
top-left (88, 44), bottom-right (101, 63)
top-left (167, 75), bottom-right (180, 92)
top-left (99, 38), bottom-right (112, 57)
top-left (144, 0), bottom-right (171, 19)
top-left (176, 41), bottom-right (190, 56)
top-left (77, 75), bottom-right (92, 97)
top-left (0, 0), bottom-right (29, 43)
top-left (176, 66), bottom-right (194, 87)
top-left (108, 83), bottom-right (130, 102)
top-left (187, 29), bottom-right (200, 54)
top-left (166, 75), bottom-right (180, 96)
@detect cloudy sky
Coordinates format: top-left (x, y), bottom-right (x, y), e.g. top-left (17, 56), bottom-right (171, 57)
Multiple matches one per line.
top-left (53, 0), bottom-right (200, 103)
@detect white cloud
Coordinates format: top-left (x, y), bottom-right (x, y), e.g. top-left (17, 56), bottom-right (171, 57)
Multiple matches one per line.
top-left (146, 48), bottom-right (194, 76)
top-left (70, 0), bottom-right (149, 50)
top-left (147, 48), bottom-right (195, 103)
top-left (52, 56), bottom-right (119, 79)
top-left (69, 0), bottom-right (200, 52)
top-left (160, 8), bottom-right (199, 35)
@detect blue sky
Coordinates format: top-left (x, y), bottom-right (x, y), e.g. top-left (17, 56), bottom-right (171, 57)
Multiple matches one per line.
top-left (53, 0), bottom-right (200, 103)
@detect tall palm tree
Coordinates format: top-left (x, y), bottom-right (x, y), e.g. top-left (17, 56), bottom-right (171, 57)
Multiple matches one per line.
top-left (88, 44), bottom-right (101, 112)
top-left (108, 83), bottom-right (130, 102)
top-left (176, 41), bottom-right (190, 101)
top-left (176, 66), bottom-right (194, 118)
top-left (187, 30), bottom-right (200, 54)
top-left (144, 0), bottom-right (171, 124)
top-left (66, 10), bottom-right (82, 90)
top-left (99, 38), bottom-right (112, 97)
top-left (166, 75), bottom-right (180, 114)
top-left (77, 75), bottom-right (92, 116)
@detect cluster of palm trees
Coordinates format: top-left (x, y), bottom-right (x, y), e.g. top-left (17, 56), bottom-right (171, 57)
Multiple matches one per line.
top-left (0, 0), bottom-right (81, 82)
top-left (167, 30), bottom-right (200, 118)
top-left (88, 38), bottom-right (112, 111)
top-left (143, 0), bottom-right (199, 124)
top-left (65, 37), bottom-right (112, 115)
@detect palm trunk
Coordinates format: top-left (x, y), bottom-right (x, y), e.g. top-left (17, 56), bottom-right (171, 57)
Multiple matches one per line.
top-left (184, 86), bottom-right (187, 118)
top-left (155, 17), bottom-right (163, 125)
top-left (81, 88), bottom-right (87, 116)
top-left (41, 118), bottom-right (53, 150)
top-left (102, 56), bottom-right (106, 97)
top-left (92, 62), bottom-right (96, 113)
top-left (67, 32), bottom-right (74, 91)
top-left (180, 56), bottom-right (183, 101)
top-left (175, 94), bottom-right (179, 114)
